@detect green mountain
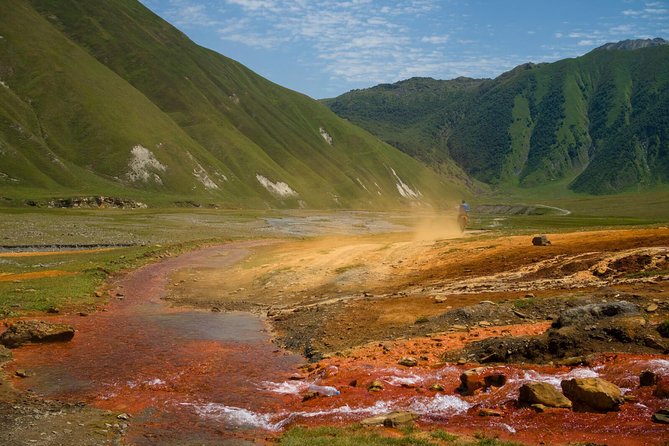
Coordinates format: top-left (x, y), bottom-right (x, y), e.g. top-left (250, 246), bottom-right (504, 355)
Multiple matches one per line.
top-left (324, 39), bottom-right (669, 194)
top-left (0, 0), bottom-right (465, 209)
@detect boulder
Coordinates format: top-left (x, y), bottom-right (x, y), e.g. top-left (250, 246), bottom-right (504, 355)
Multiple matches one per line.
top-left (458, 368), bottom-right (485, 395)
top-left (360, 411), bottom-right (418, 427)
top-left (532, 235), bottom-right (551, 246)
top-left (0, 320), bottom-right (75, 348)
top-left (561, 377), bottom-right (624, 412)
top-left (519, 382), bottom-right (572, 409)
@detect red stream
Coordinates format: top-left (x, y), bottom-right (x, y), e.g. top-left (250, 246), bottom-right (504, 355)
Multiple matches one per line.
top-left (6, 243), bottom-right (669, 445)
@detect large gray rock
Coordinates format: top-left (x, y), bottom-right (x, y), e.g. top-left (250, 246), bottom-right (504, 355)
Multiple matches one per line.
top-left (0, 320), bottom-right (75, 348)
top-left (519, 382), bottom-right (572, 408)
top-left (561, 377), bottom-right (624, 412)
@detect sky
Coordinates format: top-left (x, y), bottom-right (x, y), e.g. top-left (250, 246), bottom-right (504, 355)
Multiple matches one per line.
top-left (138, 0), bottom-right (669, 99)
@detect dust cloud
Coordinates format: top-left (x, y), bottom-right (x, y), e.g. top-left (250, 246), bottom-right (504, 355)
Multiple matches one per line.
top-left (411, 212), bottom-right (464, 241)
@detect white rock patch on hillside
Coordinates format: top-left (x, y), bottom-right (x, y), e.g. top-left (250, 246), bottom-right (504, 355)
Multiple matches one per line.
top-left (256, 174), bottom-right (298, 198)
top-left (319, 127), bottom-right (333, 145)
top-left (390, 167), bottom-right (421, 199)
top-left (187, 152), bottom-right (221, 190)
top-left (127, 145), bottom-right (166, 184)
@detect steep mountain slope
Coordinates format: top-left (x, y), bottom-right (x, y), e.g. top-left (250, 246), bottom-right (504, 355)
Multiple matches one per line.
top-left (325, 39), bottom-right (669, 194)
top-left (0, 0), bottom-right (464, 208)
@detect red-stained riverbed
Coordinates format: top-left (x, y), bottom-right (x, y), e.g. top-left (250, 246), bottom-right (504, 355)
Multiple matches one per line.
top-left (7, 243), bottom-right (669, 445)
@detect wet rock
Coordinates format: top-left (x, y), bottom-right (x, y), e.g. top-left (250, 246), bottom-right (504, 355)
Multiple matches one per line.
top-left (484, 374), bottom-right (507, 388)
top-left (652, 408), bottom-right (669, 424)
top-left (553, 301), bottom-right (639, 328)
top-left (368, 380), bottom-right (384, 392)
top-left (46, 307), bottom-right (60, 314)
top-left (655, 377), bottom-right (669, 398)
top-left (478, 408), bottom-right (503, 417)
top-left (429, 383), bottom-right (445, 392)
top-left (561, 377), bottom-right (624, 412)
top-left (398, 357), bottom-right (418, 367)
top-left (519, 382), bottom-right (572, 409)
top-left (360, 411), bottom-right (418, 427)
top-left (647, 303), bottom-right (659, 312)
top-left (0, 320), bottom-right (75, 348)
top-left (532, 235), bottom-right (551, 246)
top-left (640, 370), bottom-right (658, 387)
top-left (457, 368), bottom-right (485, 395)
top-left (117, 413), bottom-right (130, 421)
top-left (301, 391), bottom-right (319, 402)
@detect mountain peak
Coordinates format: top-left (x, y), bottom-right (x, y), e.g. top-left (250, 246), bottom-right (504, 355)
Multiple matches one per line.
top-left (595, 37), bottom-right (668, 51)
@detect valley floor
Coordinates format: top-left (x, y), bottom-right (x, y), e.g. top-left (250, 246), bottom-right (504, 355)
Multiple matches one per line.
top-left (1, 211), bottom-right (668, 445)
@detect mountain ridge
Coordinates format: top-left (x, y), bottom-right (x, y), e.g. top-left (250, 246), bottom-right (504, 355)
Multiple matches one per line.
top-left (324, 39), bottom-right (669, 194)
top-left (0, 0), bottom-right (466, 209)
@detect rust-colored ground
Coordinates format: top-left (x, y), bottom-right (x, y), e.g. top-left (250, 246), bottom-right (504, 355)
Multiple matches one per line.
top-left (0, 270), bottom-right (77, 281)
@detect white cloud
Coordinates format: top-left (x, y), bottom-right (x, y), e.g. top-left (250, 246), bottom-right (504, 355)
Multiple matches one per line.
top-left (421, 35), bottom-right (450, 44)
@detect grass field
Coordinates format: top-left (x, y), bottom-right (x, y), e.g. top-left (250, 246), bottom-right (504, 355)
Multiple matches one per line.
top-left (1, 194), bottom-right (667, 317)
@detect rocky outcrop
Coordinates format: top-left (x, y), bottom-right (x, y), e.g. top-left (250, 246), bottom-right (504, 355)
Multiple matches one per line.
top-left (44, 196), bottom-right (147, 209)
top-left (519, 382), bottom-right (572, 408)
top-left (561, 377), bottom-right (624, 412)
top-left (0, 320), bottom-right (75, 348)
top-left (553, 301), bottom-right (639, 328)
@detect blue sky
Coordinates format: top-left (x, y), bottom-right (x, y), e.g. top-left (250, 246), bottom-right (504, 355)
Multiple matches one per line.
top-left (139, 0), bottom-right (669, 98)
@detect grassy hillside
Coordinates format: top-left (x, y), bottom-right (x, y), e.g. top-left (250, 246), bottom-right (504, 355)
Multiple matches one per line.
top-left (0, 0), bottom-right (467, 209)
top-left (325, 40), bottom-right (669, 195)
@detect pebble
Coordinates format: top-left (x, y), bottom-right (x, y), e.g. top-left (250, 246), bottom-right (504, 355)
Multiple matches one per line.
top-left (646, 303), bottom-right (658, 312)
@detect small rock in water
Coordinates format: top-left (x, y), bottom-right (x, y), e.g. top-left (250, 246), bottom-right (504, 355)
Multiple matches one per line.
top-left (646, 303), bottom-right (659, 312)
top-left (46, 307), bottom-right (59, 314)
top-left (484, 374), bottom-right (507, 388)
top-left (652, 408), bottom-right (669, 424)
top-left (117, 413), bottom-right (130, 421)
top-left (15, 369), bottom-right (30, 378)
top-left (478, 408), bottom-right (503, 417)
top-left (368, 380), bottom-right (384, 392)
top-left (640, 370), bottom-right (658, 387)
top-left (429, 383), bottom-right (445, 392)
